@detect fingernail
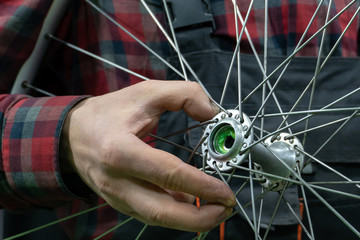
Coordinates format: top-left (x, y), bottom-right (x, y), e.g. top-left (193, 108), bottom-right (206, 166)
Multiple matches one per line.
top-left (217, 207), bottom-right (233, 222)
top-left (224, 196), bottom-right (236, 208)
top-left (219, 193), bottom-right (236, 208)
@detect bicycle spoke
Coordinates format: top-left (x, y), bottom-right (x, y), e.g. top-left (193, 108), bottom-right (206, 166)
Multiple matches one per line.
top-left (5, 203), bottom-right (109, 240)
top-left (242, 0), bottom-right (356, 104)
top-left (263, 183), bottom-right (288, 240)
top-left (213, 169), bottom-right (243, 186)
top-left (226, 168), bottom-right (237, 183)
top-left (282, 196), bottom-right (313, 240)
top-left (303, 0), bottom-right (333, 147)
top-left (220, 0), bottom-right (254, 106)
top-left (248, 154), bottom-right (259, 239)
top-left (21, 81), bottom-right (56, 96)
top-left (93, 217), bottom-right (134, 240)
top-left (310, 110), bottom-right (360, 162)
top-left (227, 3), bottom-right (292, 133)
top-left (260, 0), bottom-right (269, 139)
top-left (83, 0), bottom-right (185, 80)
top-left (277, 2), bottom-right (360, 130)
top-left (134, 224), bottom-right (148, 240)
top-left (256, 187), bottom-right (264, 234)
top-left (228, 163), bottom-right (303, 186)
top-left (139, 0), bottom-right (227, 114)
top-left (310, 181), bottom-right (360, 185)
top-left (231, 4), bottom-right (293, 131)
top-left (213, 162), bottom-right (257, 233)
top-left (147, 119), bottom-right (217, 144)
top-left (242, 87), bottom-right (360, 153)
top-left (162, 0), bottom-right (188, 80)
top-left (201, 185), bottom-right (275, 240)
top-left (242, 187), bottom-right (277, 210)
top-left (285, 114), bottom-right (359, 139)
top-left (186, 134), bottom-right (208, 164)
top-left (256, 107), bottom-right (360, 118)
top-left (296, 147), bottom-right (360, 187)
top-left (149, 133), bottom-right (202, 156)
top-left (46, 34), bottom-right (150, 81)
top-left (234, 179), bottom-right (250, 197)
top-left (296, 165), bottom-right (315, 239)
top-left (309, 184), bottom-right (360, 200)
top-left (234, 0), bottom-right (243, 122)
top-left (263, 144), bottom-right (360, 238)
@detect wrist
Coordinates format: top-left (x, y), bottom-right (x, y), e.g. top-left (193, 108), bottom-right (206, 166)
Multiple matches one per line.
top-left (59, 97), bottom-right (95, 199)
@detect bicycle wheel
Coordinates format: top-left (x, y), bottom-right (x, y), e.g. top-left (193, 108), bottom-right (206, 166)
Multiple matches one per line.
top-left (5, 0), bottom-right (360, 239)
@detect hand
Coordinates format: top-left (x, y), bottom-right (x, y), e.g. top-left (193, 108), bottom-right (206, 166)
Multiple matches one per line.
top-left (61, 80), bottom-right (236, 232)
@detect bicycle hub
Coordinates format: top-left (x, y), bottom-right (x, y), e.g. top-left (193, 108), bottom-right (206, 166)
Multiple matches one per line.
top-left (201, 109), bottom-right (304, 191)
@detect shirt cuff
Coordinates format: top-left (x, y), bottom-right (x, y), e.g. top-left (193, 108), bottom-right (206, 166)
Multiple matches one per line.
top-left (1, 95), bottom-right (91, 210)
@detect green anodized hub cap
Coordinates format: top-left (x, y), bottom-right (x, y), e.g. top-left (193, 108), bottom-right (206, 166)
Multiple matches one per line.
top-left (213, 125), bottom-right (235, 154)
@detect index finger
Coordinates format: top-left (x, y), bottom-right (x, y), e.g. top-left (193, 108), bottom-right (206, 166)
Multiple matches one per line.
top-left (139, 80), bottom-right (219, 122)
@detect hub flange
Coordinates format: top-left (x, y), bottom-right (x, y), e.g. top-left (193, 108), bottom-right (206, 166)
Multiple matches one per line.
top-left (202, 109), bottom-right (254, 172)
top-left (252, 132), bottom-right (305, 191)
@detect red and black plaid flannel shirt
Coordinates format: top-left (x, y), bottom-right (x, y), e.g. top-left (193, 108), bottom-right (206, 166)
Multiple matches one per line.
top-left (0, 0), bottom-right (359, 239)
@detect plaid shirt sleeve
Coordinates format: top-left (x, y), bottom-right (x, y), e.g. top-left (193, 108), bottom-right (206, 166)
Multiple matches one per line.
top-left (0, 94), bottom-right (89, 211)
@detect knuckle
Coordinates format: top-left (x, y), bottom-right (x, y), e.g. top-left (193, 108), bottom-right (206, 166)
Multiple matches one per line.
top-left (146, 206), bottom-right (171, 227)
top-left (93, 174), bottom-right (113, 195)
top-left (160, 163), bottom-right (183, 191)
top-left (186, 82), bottom-right (202, 94)
top-left (162, 172), bottom-right (176, 190)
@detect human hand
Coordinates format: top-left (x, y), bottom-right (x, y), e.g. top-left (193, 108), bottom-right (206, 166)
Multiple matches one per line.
top-left (61, 80), bottom-right (236, 232)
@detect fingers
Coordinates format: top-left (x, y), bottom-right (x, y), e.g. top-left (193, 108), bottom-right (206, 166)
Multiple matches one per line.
top-left (114, 177), bottom-right (232, 232)
top-left (114, 135), bottom-right (236, 208)
top-left (140, 80), bottom-right (219, 122)
top-left (164, 189), bottom-right (196, 204)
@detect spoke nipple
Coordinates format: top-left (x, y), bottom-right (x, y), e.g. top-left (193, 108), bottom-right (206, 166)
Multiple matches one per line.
top-left (21, 81), bottom-right (29, 89)
top-left (44, 32), bottom-right (51, 39)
